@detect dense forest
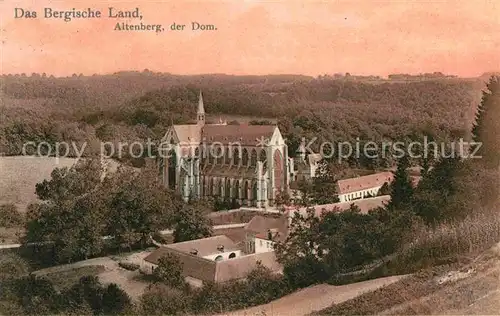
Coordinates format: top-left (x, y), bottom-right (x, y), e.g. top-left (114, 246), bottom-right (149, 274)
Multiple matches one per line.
top-left (0, 72), bottom-right (485, 168)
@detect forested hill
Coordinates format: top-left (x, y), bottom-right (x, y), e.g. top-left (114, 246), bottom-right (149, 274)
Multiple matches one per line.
top-left (0, 72), bottom-right (486, 166)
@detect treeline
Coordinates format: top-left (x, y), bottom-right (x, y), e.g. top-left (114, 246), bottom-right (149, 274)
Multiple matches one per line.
top-left (1, 73), bottom-right (482, 169)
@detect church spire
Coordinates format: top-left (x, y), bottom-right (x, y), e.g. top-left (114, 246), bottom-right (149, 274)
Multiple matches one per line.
top-left (197, 90), bottom-right (205, 126)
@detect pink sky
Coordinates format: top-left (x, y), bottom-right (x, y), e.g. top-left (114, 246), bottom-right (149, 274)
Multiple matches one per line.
top-left (1, 0), bottom-right (499, 77)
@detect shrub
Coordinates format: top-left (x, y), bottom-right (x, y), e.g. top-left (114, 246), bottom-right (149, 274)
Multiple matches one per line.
top-left (139, 284), bottom-right (189, 315)
top-left (153, 254), bottom-right (185, 288)
top-left (118, 261), bottom-right (140, 271)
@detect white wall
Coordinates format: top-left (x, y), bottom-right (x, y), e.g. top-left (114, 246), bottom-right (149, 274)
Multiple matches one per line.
top-left (203, 250), bottom-right (242, 261)
top-left (254, 237), bottom-right (275, 254)
top-left (338, 185), bottom-right (382, 203)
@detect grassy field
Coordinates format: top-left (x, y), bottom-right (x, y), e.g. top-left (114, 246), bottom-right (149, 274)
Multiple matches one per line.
top-left (313, 240), bottom-right (500, 315)
top-left (0, 156), bottom-right (79, 212)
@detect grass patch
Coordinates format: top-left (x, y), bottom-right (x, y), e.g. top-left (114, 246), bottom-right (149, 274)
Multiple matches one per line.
top-left (386, 211), bottom-right (500, 275)
top-left (314, 266), bottom-right (452, 315)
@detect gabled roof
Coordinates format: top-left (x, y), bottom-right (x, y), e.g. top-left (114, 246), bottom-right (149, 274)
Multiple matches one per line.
top-left (245, 215), bottom-right (289, 242)
top-left (172, 124), bottom-right (203, 143)
top-left (202, 125), bottom-right (276, 146)
top-left (214, 251), bottom-right (281, 283)
top-left (286, 195), bottom-right (391, 218)
top-left (144, 235), bottom-right (239, 264)
top-left (337, 172), bottom-right (393, 195)
top-left (168, 235), bottom-right (239, 257)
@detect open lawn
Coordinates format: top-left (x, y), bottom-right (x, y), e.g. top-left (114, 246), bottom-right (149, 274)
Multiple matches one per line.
top-left (0, 156), bottom-right (79, 212)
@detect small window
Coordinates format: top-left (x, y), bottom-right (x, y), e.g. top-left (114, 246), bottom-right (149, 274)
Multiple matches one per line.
top-left (229, 252), bottom-right (236, 259)
top-left (260, 240), bottom-right (263, 246)
top-left (215, 255), bottom-right (223, 261)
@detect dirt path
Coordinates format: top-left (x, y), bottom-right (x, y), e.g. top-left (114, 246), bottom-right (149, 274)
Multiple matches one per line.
top-left (218, 275), bottom-right (406, 316)
top-left (34, 251), bottom-right (153, 301)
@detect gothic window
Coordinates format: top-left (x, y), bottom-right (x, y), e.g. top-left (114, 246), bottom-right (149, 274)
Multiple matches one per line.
top-left (225, 178), bottom-right (231, 199)
top-left (250, 149), bottom-right (258, 167)
top-left (273, 150), bottom-right (284, 191)
top-left (252, 181), bottom-right (258, 202)
top-left (243, 181), bottom-right (249, 200)
top-left (259, 149), bottom-right (267, 169)
top-left (209, 177), bottom-right (214, 195)
top-left (167, 150), bottom-right (177, 189)
top-left (242, 148), bottom-right (249, 166)
top-left (208, 149), bottom-right (214, 165)
top-left (232, 147), bottom-right (240, 166)
top-left (216, 178), bottom-right (222, 196)
top-left (225, 148), bottom-right (231, 164)
top-left (234, 180), bottom-right (240, 199)
top-left (214, 146), bottom-right (223, 165)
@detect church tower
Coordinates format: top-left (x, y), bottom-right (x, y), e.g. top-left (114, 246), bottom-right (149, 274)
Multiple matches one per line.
top-left (197, 90), bottom-right (205, 126)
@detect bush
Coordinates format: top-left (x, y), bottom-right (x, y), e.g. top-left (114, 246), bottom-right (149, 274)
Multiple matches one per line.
top-left (153, 254), bottom-right (185, 288)
top-left (0, 204), bottom-right (24, 228)
top-left (118, 262), bottom-right (140, 271)
top-left (139, 264), bottom-right (293, 315)
top-left (139, 284), bottom-right (189, 315)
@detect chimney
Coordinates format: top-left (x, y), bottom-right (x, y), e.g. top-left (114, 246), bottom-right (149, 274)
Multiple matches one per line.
top-left (190, 249), bottom-right (198, 255)
top-left (217, 245), bottom-right (224, 252)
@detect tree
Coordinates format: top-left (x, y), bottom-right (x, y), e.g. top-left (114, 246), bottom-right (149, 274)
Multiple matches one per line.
top-left (14, 274), bottom-right (62, 315)
top-left (387, 155), bottom-right (414, 210)
top-left (25, 160), bottom-right (106, 263)
top-left (471, 76), bottom-right (500, 170)
top-left (139, 284), bottom-right (189, 315)
top-left (101, 283), bottom-right (132, 315)
top-left (64, 275), bottom-right (104, 314)
top-left (173, 201), bottom-right (212, 243)
top-left (412, 155), bottom-right (464, 225)
top-left (153, 253), bottom-right (185, 288)
top-left (104, 166), bottom-right (176, 250)
top-left (34, 159), bottom-right (102, 204)
top-left (310, 159), bottom-right (339, 204)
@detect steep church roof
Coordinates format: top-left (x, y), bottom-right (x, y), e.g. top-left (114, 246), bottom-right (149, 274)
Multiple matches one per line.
top-left (202, 125), bottom-right (276, 146)
top-left (166, 91), bottom-right (278, 146)
top-left (172, 124), bottom-right (202, 143)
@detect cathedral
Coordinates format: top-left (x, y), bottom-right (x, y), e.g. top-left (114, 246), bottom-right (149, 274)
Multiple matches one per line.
top-left (159, 92), bottom-right (291, 208)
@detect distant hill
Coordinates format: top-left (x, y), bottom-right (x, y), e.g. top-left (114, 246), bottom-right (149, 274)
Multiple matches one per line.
top-left (0, 72), bottom-right (491, 166)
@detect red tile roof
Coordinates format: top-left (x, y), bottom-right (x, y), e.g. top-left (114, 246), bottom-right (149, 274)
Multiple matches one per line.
top-left (202, 125), bottom-right (276, 146)
top-left (337, 172), bottom-right (393, 194)
top-left (285, 195), bottom-right (391, 217)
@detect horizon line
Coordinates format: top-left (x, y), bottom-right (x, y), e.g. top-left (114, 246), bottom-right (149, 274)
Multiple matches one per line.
top-left (2, 69), bottom-right (499, 79)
